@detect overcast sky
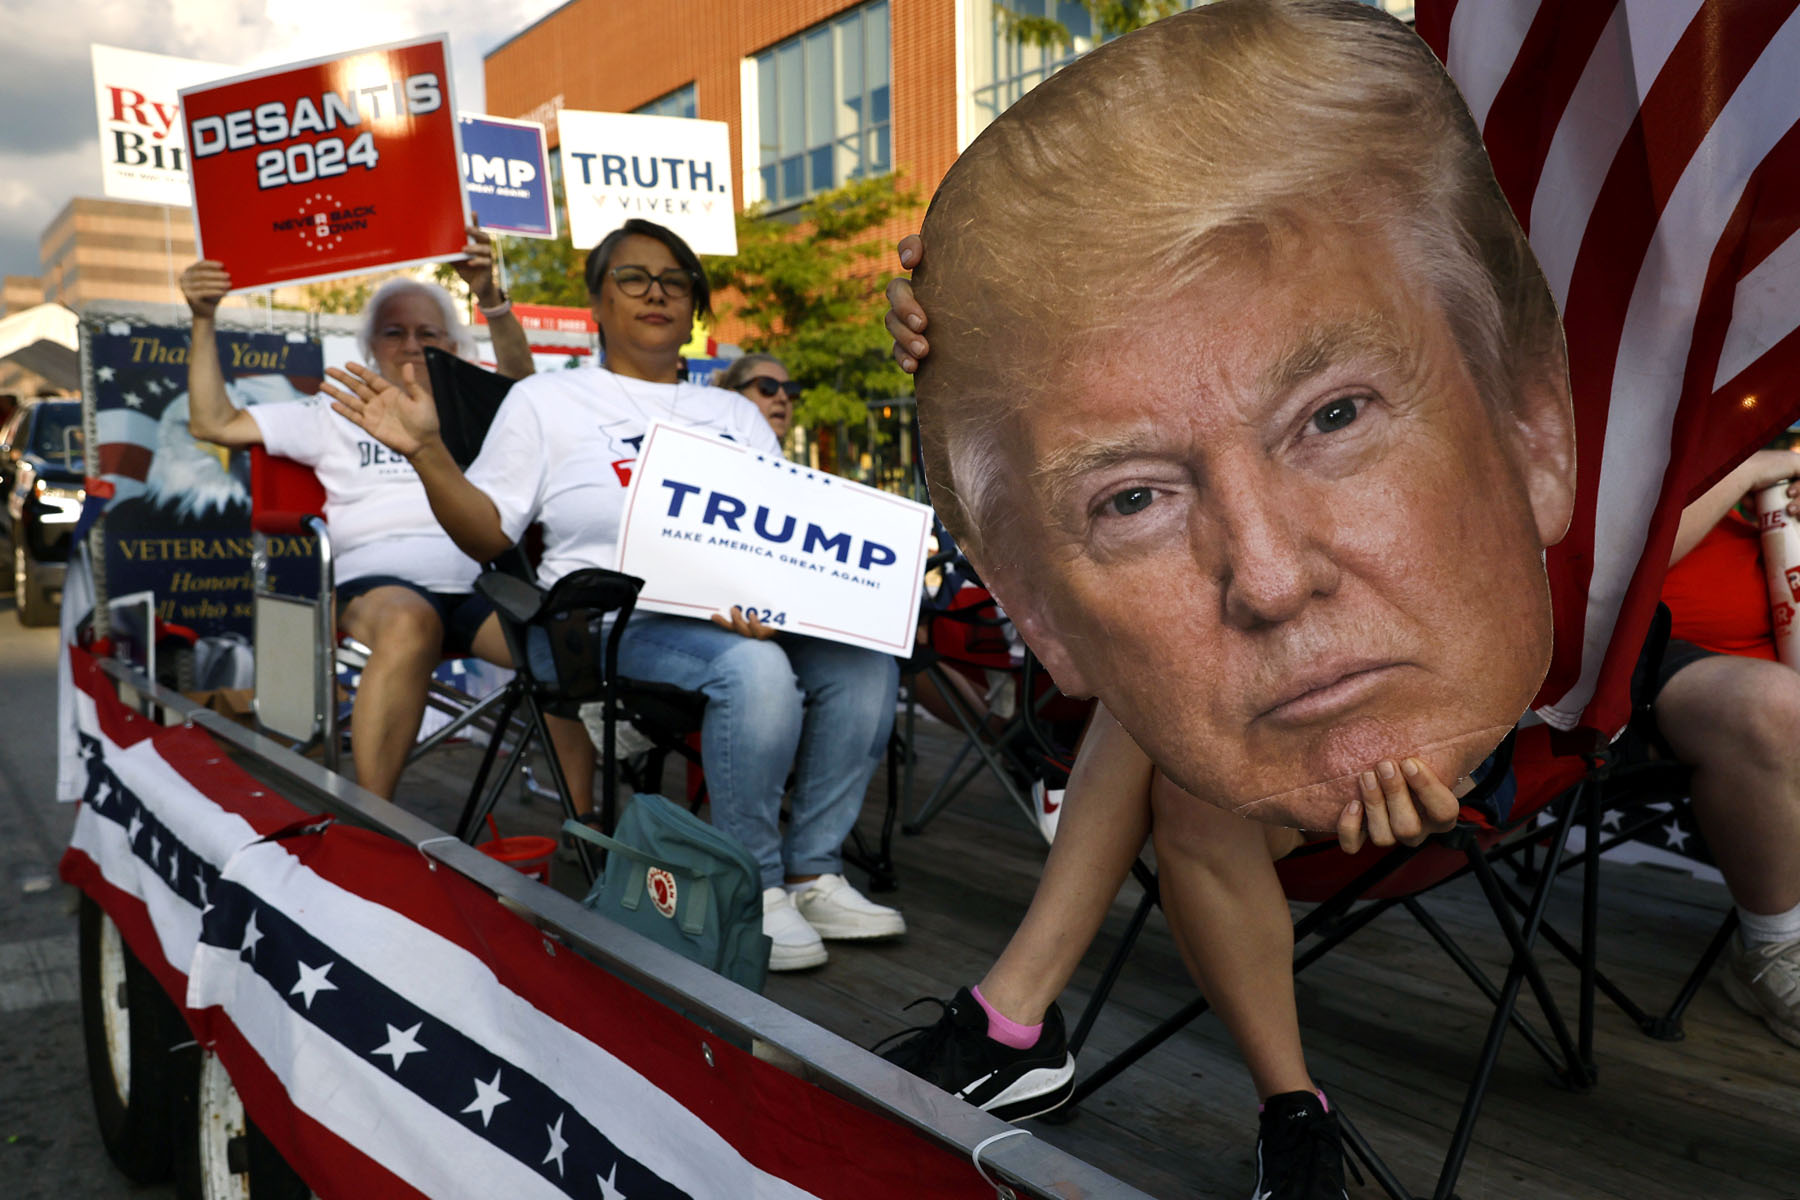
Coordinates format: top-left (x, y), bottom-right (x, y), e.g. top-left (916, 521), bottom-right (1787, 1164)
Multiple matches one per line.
top-left (0, 0), bottom-right (567, 282)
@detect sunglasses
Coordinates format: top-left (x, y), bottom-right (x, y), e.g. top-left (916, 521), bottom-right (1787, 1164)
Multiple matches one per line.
top-left (744, 377), bottom-right (802, 399)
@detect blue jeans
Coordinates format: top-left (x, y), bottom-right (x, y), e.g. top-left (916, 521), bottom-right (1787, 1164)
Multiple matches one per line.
top-left (614, 613), bottom-right (899, 889)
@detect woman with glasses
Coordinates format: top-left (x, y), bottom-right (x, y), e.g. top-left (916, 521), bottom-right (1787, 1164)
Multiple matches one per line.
top-left (326, 218), bottom-right (905, 972)
top-left (178, 226), bottom-right (530, 800)
top-left (717, 354), bottom-right (800, 440)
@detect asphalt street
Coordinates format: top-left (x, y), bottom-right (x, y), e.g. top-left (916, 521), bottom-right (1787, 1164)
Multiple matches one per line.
top-left (0, 589), bottom-right (173, 1199)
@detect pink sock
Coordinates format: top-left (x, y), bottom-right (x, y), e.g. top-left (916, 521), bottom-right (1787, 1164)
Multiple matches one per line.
top-left (1258, 1090), bottom-right (1330, 1114)
top-left (971, 985), bottom-right (1042, 1050)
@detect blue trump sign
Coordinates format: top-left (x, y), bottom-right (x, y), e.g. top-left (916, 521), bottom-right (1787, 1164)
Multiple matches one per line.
top-left (458, 113), bottom-right (555, 240)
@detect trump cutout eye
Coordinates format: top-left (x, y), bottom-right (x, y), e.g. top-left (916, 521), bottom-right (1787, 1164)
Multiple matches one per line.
top-left (1109, 487), bottom-right (1155, 516)
top-left (1311, 396), bottom-right (1359, 433)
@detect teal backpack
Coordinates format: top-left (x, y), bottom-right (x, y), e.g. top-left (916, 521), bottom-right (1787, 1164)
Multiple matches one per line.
top-left (563, 793), bottom-right (772, 994)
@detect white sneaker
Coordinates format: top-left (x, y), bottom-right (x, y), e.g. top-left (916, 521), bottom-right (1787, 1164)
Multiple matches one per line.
top-left (791, 874), bottom-right (906, 940)
top-left (1031, 779), bottom-right (1064, 846)
top-left (762, 887), bottom-right (828, 971)
top-left (1723, 934), bottom-right (1800, 1048)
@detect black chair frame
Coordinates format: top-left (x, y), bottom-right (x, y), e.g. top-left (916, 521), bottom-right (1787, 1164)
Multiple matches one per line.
top-left (453, 568), bottom-right (643, 883)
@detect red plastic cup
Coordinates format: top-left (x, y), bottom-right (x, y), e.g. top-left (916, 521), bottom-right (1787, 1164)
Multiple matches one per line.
top-left (478, 835), bottom-right (556, 883)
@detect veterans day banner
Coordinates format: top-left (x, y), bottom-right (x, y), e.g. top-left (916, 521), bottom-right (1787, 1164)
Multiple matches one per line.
top-left (179, 35), bottom-right (467, 291)
top-left (615, 422), bottom-right (930, 657)
top-left (558, 110), bottom-right (737, 255)
top-left (85, 316), bottom-right (323, 644)
top-left (458, 114), bottom-right (555, 239)
top-left (91, 44), bottom-right (235, 207)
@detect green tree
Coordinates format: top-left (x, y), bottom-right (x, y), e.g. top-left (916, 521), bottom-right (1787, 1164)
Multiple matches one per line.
top-left (494, 230), bottom-right (589, 308)
top-left (704, 173), bottom-right (919, 445)
top-left (298, 277), bottom-right (375, 316)
top-left (1000, 0), bottom-right (1185, 49)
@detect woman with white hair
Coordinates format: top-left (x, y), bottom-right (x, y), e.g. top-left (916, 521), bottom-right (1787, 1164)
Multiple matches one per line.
top-left (179, 226), bottom-right (531, 799)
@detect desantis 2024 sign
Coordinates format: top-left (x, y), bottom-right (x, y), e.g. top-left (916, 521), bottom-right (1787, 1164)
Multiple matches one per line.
top-left (179, 35), bottom-right (467, 291)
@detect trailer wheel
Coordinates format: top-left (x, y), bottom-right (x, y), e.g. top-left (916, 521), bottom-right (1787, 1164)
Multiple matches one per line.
top-left (78, 893), bottom-right (179, 1183)
top-left (175, 1048), bottom-right (313, 1200)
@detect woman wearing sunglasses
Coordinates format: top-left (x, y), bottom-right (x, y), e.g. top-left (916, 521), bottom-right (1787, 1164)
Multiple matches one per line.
top-left (717, 354), bottom-right (800, 440)
top-left (325, 218), bottom-right (904, 972)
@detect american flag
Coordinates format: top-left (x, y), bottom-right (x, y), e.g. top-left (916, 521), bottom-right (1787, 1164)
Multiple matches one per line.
top-left (59, 648), bottom-right (1003, 1199)
top-left (1418, 1), bottom-right (1800, 737)
top-left (79, 318), bottom-right (319, 532)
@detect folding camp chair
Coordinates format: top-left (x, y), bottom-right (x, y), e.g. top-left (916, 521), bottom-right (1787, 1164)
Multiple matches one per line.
top-left (1056, 614), bottom-right (1736, 1200)
top-left (247, 446), bottom-right (514, 773)
top-left (1493, 604), bottom-right (1731, 1049)
top-left (902, 553), bottom-right (1090, 837)
top-left (452, 567), bottom-right (647, 881)
top-left (421, 349), bottom-right (714, 823)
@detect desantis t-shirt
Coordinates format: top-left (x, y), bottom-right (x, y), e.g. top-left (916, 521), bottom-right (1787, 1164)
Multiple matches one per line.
top-left (248, 398), bottom-right (481, 591)
top-left (466, 369), bottom-right (779, 588)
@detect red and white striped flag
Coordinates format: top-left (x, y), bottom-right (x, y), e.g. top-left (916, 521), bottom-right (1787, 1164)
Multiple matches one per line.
top-left (1418, 1), bottom-right (1800, 737)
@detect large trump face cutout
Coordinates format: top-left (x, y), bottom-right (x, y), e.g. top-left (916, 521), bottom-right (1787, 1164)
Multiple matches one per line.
top-left (914, 0), bottom-right (1577, 830)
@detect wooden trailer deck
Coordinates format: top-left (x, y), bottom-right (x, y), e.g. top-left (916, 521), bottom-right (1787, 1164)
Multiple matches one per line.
top-left (390, 709), bottom-right (1800, 1200)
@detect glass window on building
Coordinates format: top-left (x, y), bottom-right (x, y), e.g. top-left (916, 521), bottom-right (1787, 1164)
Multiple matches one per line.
top-left (635, 82), bottom-right (698, 120)
top-left (755, 0), bottom-right (891, 208)
top-left (963, 1), bottom-right (1408, 145)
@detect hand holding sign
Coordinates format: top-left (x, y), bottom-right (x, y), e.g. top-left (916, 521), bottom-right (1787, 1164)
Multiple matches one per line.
top-left (453, 223), bottom-right (503, 309)
top-left (180, 260), bottom-right (232, 319)
top-left (1335, 756), bottom-right (1461, 855)
top-left (323, 363), bottom-right (438, 459)
top-left (709, 605), bottom-right (781, 641)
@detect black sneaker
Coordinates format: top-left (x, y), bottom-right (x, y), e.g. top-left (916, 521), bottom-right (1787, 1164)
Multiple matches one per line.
top-left (1253, 1091), bottom-right (1348, 1200)
top-left (873, 987), bottom-right (1076, 1120)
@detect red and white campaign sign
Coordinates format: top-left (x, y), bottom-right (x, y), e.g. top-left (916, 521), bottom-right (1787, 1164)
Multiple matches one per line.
top-left (179, 35), bottom-right (467, 291)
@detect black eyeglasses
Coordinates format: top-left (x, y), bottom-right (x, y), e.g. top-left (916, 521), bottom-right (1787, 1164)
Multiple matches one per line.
top-left (608, 265), bottom-right (695, 299)
top-left (743, 377), bottom-right (802, 399)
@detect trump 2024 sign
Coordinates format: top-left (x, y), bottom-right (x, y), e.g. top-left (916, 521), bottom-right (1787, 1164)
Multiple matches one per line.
top-left (179, 35), bottom-right (467, 291)
top-left (615, 422), bottom-right (931, 657)
top-left (458, 114), bottom-right (555, 239)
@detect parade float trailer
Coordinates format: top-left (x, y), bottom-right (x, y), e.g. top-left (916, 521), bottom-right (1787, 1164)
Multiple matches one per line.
top-left (59, 302), bottom-right (1148, 1200)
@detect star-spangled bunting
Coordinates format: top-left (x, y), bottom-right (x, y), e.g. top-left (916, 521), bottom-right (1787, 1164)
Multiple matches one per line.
top-left (290, 960), bottom-right (338, 1009)
top-left (372, 1022), bottom-right (426, 1071)
top-left (195, 872), bottom-right (689, 1197)
top-left (74, 719), bottom-right (692, 1199)
top-left (545, 1114), bottom-right (569, 1174)
top-left (239, 911), bottom-right (263, 960)
top-left (464, 1070), bottom-right (510, 1127)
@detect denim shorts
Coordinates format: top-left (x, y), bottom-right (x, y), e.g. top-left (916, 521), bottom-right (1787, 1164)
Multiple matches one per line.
top-left (335, 574), bottom-right (495, 657)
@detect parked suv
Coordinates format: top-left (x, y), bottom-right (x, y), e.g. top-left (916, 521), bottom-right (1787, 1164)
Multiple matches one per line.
top-left (1, 399), bottom-right (84, 626)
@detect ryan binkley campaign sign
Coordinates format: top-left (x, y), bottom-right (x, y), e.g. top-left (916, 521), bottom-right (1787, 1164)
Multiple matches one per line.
top-left (615, 422), bottom-right (931, 657)
top-left (179, 35), bottom-right (467, 291)
top-left (459, 114), bottom-right (556, 239)
top-left (92, 45), bottom-right (234, 207)
top-left (558, 110), bottom-right (737, 256)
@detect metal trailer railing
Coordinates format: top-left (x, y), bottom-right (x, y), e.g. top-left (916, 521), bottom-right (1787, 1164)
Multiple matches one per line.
top-left (96, 655), bottom-right (1162, 1200)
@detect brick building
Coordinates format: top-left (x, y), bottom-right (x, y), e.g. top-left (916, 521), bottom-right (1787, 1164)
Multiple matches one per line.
top-left (482, 0), bottom-right (1410, 477)
top-left (485, 0), bottom-right (1411, 331)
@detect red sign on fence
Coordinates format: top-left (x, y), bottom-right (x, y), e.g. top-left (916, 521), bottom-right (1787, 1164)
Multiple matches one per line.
top-left (179, 35), bottom-right (467, 291)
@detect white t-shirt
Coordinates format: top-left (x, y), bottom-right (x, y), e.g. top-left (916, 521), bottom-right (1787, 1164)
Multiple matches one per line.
top-left (466, 369), bottom-right (780, 587)
top-left (248, 398), bottom-right (481, 591)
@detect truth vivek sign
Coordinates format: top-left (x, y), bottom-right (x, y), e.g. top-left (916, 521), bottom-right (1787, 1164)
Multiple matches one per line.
top-left (615, 422), bottom-right (931, 657)
top-left (179, 35), bottom-right (467, 291)
top-left (558, 110), bottom-right (737, 256)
